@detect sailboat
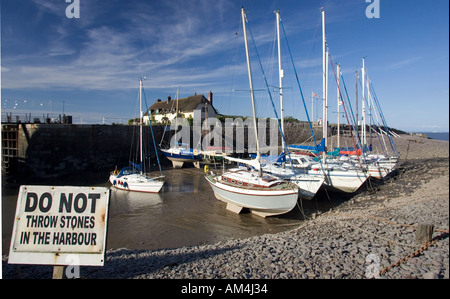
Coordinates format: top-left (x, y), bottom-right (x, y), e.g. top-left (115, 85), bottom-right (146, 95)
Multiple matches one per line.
top-left (205, 7), bottom-right (299, 218)
top-left (260, 10), bottom-right (324, 200)
top-left (160, 90), bottom-right (202, 168)
top-left (331, 58), bottom-right (397, 180)
top-left (308, 9), bottom-right (368, 193)
top-left (109, 78), bottom-right (165, 193)
top-left (355, 58), bottom-right (398, 179)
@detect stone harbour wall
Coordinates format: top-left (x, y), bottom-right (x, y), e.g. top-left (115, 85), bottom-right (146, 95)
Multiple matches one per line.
top-left (2, 122), bottom-right (322, 184)
top-left (2, 124), bottom-right (161, 184)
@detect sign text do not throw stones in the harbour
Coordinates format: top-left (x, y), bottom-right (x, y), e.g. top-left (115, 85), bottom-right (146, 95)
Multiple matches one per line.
top-left (8, 185), bottom-right (110, 266)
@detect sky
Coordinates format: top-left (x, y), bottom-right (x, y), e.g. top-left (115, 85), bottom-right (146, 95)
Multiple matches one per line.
top-left (1, 0), bottom-right (449, 132)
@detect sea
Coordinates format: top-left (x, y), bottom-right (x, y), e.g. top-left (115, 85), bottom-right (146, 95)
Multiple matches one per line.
top-left (418, 132), bottom-right (449, 141)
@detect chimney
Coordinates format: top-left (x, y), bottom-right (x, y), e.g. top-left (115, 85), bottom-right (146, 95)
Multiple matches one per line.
top-left (208, 91), bottom-right (213, 105)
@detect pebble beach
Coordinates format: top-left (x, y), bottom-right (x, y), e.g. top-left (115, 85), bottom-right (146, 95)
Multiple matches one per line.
top-left (2, 134), bottom-right (449, 279)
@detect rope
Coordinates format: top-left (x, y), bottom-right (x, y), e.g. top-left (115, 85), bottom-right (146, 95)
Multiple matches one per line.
top-left (104, 178), bottom-right (112, 187)
top-left (296, 198), bottom-right (307, 220)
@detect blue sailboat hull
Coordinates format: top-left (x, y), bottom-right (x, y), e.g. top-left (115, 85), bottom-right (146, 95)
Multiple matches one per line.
top-left (161, 148), bottom-right (202, 168)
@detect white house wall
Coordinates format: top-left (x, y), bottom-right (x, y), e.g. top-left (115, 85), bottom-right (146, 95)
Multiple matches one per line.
top-left (143, 104), bottom-right (215, 125)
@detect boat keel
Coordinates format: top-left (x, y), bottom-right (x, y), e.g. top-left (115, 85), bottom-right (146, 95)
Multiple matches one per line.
top-left (226, 202), bottom-right (244, 214)
top-left (171, 160), bottom-right (184, 168)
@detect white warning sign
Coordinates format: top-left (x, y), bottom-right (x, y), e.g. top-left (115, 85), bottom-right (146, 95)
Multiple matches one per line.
top-left (8, 185), bottom-right (110, 266)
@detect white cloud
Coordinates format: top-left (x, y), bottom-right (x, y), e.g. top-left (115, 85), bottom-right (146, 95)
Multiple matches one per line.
top-left (30, 0), bottom-right (64, 15)
top-left (2, 0), bottom-right (241, 92)
top-left (386, 57), bottom-right (423, 70)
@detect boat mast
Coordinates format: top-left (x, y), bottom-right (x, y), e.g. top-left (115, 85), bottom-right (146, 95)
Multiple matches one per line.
top-left (322, 9), bottom-right (328, 162)
top-left (176, 89), bottom-right (179, 116)
top-left (241, 7), bottom-right (261, 168)
top-left (139, 78), bottom-right (144, 174)
top-left (325, 48), bottom-right (329, 152)
top-left (337, 63), bottom-right (340, 149)
top-left (169, 89), bottom-right (180, 150)
top-left (355, 70), bottom-right (358, 131)
top-left (361, 57), bottom-right (366, 148)
top-left (276, 10), bottom-right (285, 154)
top-left (367, 73), bottom-right (372, 150)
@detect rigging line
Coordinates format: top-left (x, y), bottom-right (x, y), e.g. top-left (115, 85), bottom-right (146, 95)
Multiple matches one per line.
top-left (340, 74), bottom-right (368, 161)
top-left (300, 14), bottom-right (322, 85)
top-left (142, 84), bottom-right (163, 176)
top-left (339, 69), bottom-right (365, 157)
top-left (129, 91), bottom-right (141, 166)
top-left (368, 80), bottom-right (398, 157)
top-left (159, 95), bottom-right (177, 148)
top-left (367, 90), bottom-right (389, 157)
top-left (139, 86), bottom-right (150, 173)
top-left (246, 16), bottom-right (294, 169)
top-left (296, 200), bottom-right (307, 221)
top-left (265, 22), bottom-right (278, 115)
top-left (332, 61), bottom-right (369, 166)
top-left (371, 117), bottom-right (390, 158)
top-left (229, 20), bottom-right (243, 115)
top-left (328, 53), bottom-right (361, 164)
top-left (280, 19), bottom-right (325, 175)
top-left (339, 72), bottom-right (358, 128)
top-left (357, 76), bottom-right (395, 156)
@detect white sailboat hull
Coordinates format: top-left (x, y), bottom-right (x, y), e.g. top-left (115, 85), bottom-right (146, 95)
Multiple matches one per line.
top-left (291, 176), bottom-right (325, 200)
top-left (286, 154), bottom-right (368, 193)
top-left (205, 175), bottom-right (298, 217)
top-left (262, 164), bottom-right (324, 200)
top-left (340, 155), bottom-right (398, 179)
top-left (310, 168), bottom-right (368, 193)
top-left (366, 165), bottom-right (390, 179)
top-left (368, 159), bottom-right (397, 179)
top-left (110, 173), bottom-right (164, 193)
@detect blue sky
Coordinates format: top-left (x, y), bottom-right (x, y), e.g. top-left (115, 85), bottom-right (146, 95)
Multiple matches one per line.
top-left (1, 0), bottom-right (449, 132)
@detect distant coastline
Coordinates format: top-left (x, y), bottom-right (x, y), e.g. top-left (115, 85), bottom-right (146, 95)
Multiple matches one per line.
top-left (417, 132), bottom-right (449, 141)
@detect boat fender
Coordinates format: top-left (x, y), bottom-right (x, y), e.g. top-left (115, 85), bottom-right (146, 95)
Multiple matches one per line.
top-left (204, 165), bottom-right (209, 173)
top-left (193, 149), bottom-right (199, 156)
top-left (123, 182), bottom-right (128, 188)
top-left (112, 180), bottom-right (116, 185)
